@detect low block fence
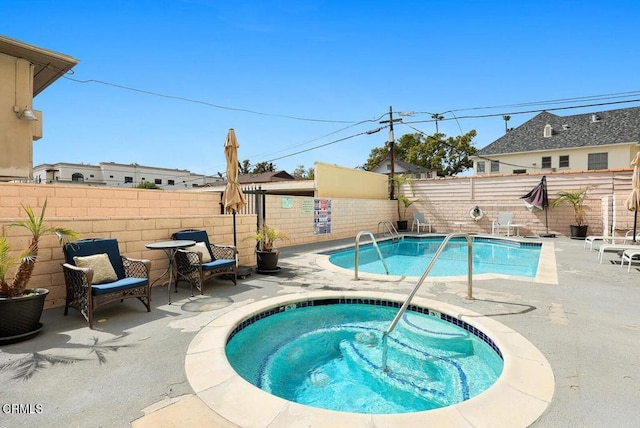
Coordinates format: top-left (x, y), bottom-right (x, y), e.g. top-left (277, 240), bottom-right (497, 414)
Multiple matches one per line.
top-left (1, 168), bottom-right (636, 309)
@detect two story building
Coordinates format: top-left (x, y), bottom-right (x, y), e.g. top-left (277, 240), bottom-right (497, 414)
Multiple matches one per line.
top-left (473, 106), bottom-right (640, 175)
top-left (0, 35), bottom-right (78, 181)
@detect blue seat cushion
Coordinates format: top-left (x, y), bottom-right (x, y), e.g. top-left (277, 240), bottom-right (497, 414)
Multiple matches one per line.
top-left (91, 277), bottom-right (148, 295)
top-left (202, 259), bottom-right (235, 271)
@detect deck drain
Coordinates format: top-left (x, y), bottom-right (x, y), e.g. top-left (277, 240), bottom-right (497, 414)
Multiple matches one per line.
top-left (181, 297), bottom-right (234, 312)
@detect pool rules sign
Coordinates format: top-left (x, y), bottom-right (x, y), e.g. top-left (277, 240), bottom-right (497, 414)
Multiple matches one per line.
top-left (314, 198), bottom-right (331, 234)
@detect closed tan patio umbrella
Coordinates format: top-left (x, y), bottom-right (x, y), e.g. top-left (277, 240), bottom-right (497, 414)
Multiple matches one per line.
top-left (625, 152), bottom-right (640, 242)
top-left (223, 128), bottom-right (246, 246)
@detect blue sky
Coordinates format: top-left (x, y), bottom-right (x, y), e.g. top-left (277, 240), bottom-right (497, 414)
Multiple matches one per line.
top-left (3, 0), bottom-right (640, 177)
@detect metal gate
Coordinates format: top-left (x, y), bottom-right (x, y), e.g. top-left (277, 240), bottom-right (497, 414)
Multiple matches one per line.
top-left (220, 185), bottom-right (266, 230)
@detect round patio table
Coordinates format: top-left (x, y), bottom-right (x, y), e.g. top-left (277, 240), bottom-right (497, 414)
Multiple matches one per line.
top-left (145, 239), bottom-right (195, 304)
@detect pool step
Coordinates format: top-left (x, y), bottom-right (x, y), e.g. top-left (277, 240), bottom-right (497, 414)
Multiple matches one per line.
top-left (340, 337), bottom-right (466, 408)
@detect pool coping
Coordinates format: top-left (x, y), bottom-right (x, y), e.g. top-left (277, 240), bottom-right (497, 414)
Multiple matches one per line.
top-left (314, 235), bottom-right (559, 285)
top-left (185, 290), bottom-right (555, 427)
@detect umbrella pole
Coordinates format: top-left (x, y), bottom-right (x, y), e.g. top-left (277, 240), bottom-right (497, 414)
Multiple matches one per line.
top-left (545, 206), bottom-right (549, 234)
top-left (232, 210), bottom-right (237, 247)
top-left (634, 210), bottom-right (638, 243)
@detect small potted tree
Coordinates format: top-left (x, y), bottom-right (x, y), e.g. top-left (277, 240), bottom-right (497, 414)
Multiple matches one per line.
top-left (551, 188), bottom-right (589, 238)
top-left (397, 195), bottom-right (417, 231)
top-left (251, 224), bottom-right (288, 272)
top-left (393, 174), bottom-right (419, 231)
top-left (0, 201), bottom-right (78, 343)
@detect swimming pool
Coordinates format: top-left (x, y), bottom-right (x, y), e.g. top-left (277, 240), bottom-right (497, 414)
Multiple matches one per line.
top-left (326, 236), bottom-right (542, 278)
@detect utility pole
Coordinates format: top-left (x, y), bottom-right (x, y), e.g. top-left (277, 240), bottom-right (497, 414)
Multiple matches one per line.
top-left (503, 115), bottom-right (511, 133)
top-left (380, 106), bottom-right (402, 200)
top-left (432, 113), bottom-right (444, 133)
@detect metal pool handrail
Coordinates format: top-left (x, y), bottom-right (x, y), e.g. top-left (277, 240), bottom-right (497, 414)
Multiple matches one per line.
top-left (354, 231), bottom-right (389, 280)
top-left (385, 232), bottom-right (474, 336)
top-left (377, 221), bottom-right (400, 241)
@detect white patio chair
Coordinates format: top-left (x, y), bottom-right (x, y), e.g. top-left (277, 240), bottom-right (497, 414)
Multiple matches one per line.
top-left (411, 211), bottom-right (431, 233)
top-left (491, 212), bottom-right (514, 236)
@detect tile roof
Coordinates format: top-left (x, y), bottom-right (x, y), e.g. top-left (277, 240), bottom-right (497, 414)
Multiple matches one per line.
top-left (478, 106), bottom-right (640, 155)
top-left (372, 153), bottom-right (431, 173)
top-left (237, 170), bottom-right (295, 184)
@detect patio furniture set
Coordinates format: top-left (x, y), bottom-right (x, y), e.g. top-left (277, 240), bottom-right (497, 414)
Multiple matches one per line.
top-left (61, 230), bottom-right (237, 328)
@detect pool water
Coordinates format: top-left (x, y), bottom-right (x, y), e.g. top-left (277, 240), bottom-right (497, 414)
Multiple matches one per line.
top-left (225, 303), bottom-right (504, 414)
top-left (327, 236), bottom-right (541, 277)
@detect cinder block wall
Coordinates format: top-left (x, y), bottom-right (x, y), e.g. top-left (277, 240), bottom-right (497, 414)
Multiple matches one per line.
top-left (2, 169), bottom-right (636, 309)
top-left (0, 183), bottom-right (255, 309)
top-left (263, 195), bottom-right (397, 247)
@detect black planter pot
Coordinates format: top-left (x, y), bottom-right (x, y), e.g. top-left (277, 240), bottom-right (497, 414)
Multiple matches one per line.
top-left (570, 225), bottom-right (589, 239)
top-left (397, 220), bottom-right (408, 231)
top-left (0, 288), bottom-right (49, 344)
top-left (256, 250), bottom-right (279, 272)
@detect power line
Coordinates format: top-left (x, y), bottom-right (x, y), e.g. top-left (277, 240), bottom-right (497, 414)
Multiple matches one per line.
top-left (265, 126), bottom-right (388, 163)
top-left (408, 98), bottom-right (640, 124)
top-left (62, 75), bottom-right (358, 124)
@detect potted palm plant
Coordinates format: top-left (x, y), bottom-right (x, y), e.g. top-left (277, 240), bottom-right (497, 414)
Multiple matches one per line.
top-left (397, 195), bottom-right (417, 231)
top-left (551, 188), bottom-right (589, 238)
top-left (393, 174), bottom-right (419, 231)
top-left (250, 224), bottom-right (288, 272)
top-left (0, 201), bottom-right (78, 343)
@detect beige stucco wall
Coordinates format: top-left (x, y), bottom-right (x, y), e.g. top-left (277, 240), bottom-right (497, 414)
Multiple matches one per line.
top-left (476, 144), bottom-right (638, 175)
top-left (315, 162), bottom-right (388, 199)
top-left (0, 54), bottom-right (37, 180)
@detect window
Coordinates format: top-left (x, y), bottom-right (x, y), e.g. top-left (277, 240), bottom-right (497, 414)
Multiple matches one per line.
top-left (155, 179), bottom-right (162, 185)
top-left (476, 161), bottom-right (485, 173)
top-left (168, 179), bottom-right (175, 185)
top-left (543, 124), bottom-right (553, 138)
top-left (124, 176), bottom-right (133, 183)
top-left (559, 155), bottom-right (570, 168)
top-left (490, 160), bottom-right (499, 172)
top-left (513, 169), bottom-right (526, 174)
top-left (541, 156), bottom-right (552, 169)
top-left (588, 153), bottom-right (608, 170)
top-left (71, 173), bottom-right (84, 182)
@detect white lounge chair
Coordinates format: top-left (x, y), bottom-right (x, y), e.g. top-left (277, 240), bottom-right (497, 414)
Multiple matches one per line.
top-left (598, 242), bottom-right (640, 263)
top-left (411, 211), bottom-right (431, 233)
top-left (492, 212), bottom-right (514, 236)
top-left (584, 230), bottom-right (636, 251)
top-left (620, 249), bottom-right (640, 272)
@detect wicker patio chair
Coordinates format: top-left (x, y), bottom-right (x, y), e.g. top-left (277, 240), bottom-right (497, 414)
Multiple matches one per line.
top-left (62, 238), bottom-right (151, 329)
top-left (171, 229), bottom-right (237, 295)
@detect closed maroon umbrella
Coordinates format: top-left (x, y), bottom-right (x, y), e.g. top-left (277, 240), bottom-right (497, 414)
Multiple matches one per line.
top-left (521, 176), bottom-right (553, 237)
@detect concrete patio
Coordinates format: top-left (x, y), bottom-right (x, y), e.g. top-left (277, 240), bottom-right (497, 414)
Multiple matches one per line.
top-left (1, 236), bottom-right (638, 427)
